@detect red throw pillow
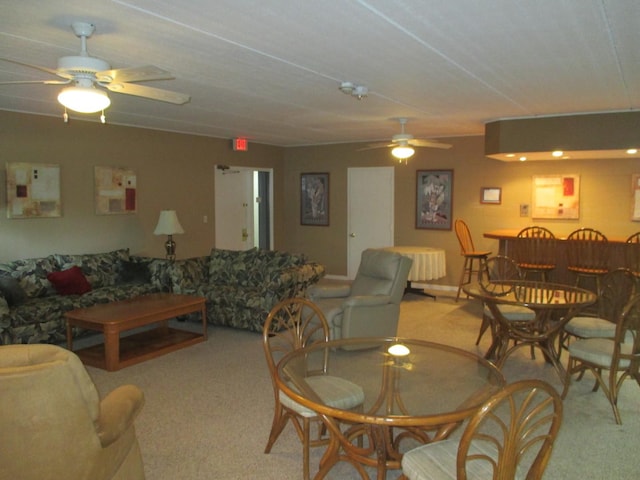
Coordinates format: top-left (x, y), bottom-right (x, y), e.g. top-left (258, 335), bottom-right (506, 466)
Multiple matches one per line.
top-left (47, 266), bottom-right (92, 295)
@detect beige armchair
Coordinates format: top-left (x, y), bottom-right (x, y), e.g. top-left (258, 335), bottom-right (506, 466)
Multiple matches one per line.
top-left (0, 344), bottom-right (146, 480)
top-left (307, 248), bottom-right (412, 345)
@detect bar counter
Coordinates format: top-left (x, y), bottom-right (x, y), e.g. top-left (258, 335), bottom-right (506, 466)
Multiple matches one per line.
top-left (483, 229), bottom-right (637, 287)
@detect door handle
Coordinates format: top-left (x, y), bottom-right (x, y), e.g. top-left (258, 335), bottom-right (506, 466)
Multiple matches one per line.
top-left (349, 233), bottom-right (356, 237)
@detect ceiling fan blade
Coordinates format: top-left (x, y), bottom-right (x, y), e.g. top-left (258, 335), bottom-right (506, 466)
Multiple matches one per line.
top-left (105, 82), bottom-right (190, 104)
top-left (96, 65), bottom-right (174, 84)
top-left (0, 79), bottom-right (71, 85)
top-left (357, 142), bottom-right (394, 151)
top-left (411, 139), bottom-right (452, 149)
top-left (0, 57), bottom-right (71, 80)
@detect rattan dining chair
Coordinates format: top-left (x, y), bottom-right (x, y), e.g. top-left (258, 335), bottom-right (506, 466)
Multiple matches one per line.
top-left (400, 379), bottom-right (563, 480)
top-left (625, 232), bottom-right (640, 277)
top-left (475, 255), bottom-right (535, 347)
top-left (562, 293), bottom-right (640, 424)
top-left (514, 226), bottom-right (557, 282)
top-left (561, 268), bottom-right (637, 352)
top-left (454, 219), bottom-right (491, 302)
top-left (262, 297), bottom-right (365, 480)
top-left (566, 227), bottom-right (609, 293)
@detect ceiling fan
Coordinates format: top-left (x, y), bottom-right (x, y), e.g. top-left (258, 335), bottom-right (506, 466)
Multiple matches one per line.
top-left (360, 118), bottom-right (452, 162)
top-left (0, 22), bottom-right (190, 117)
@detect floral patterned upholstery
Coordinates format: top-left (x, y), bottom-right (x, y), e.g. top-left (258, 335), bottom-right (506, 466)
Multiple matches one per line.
top-left (0, 250), bottom-right (171, 345)
top-left (169, 248), bottom-right (325, 333)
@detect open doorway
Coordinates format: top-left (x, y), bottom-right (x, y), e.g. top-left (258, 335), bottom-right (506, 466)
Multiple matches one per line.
top-left (214, 165), bottom-right (273, 250)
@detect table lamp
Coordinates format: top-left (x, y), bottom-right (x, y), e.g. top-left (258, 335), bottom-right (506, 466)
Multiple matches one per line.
top-left (153, 210), bottom-right (184, 260)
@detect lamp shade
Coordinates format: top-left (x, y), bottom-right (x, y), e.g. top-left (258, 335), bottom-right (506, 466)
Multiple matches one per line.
top-left (58, 86), bottom-right (111, 113)
top-left (154, 210), bottom-right (185, 235)
top-left (391, 145), bottom-right (415, 160)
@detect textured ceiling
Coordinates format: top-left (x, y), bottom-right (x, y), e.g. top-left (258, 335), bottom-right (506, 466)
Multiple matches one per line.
top-left (1, 0), bottom-right (639, 147)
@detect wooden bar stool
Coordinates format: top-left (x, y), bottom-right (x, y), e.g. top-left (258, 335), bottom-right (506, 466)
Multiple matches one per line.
top-left (625, 232), bottom-right (640, 277)
top-left (454, 219), bottom-right (491, 302)
top-left (566, 227), bottom-right (609, 293)
top-left (514, 226), bottom-right (556, 282)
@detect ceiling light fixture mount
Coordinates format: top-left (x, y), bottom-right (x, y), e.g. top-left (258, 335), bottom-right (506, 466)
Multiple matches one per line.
top-left (339, 81), bottom-right (368, 100)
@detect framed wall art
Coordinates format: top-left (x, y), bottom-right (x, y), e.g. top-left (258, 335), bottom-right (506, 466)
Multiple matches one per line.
top-left (6, 162), bottom-right (61, 218)
top-left (531, 174), bottom-right (580, 219)
top-left (300, 172), bottom-right (329, 226)
top-left (416, 169), bottom-right (453, 230)
top-left (481, 187), bottom-right (502, 204)
top-left (632, 174), bottom-right (640, 221)
top-left (95, 166), bottom-right (137, 215)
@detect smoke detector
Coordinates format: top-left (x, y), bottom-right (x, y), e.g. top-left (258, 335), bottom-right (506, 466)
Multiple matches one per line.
top-left (339, 81), bottom-right (368, 100)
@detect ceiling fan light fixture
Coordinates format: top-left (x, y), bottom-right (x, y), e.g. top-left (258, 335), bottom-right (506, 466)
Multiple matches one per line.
top-left (392, 145), bottom-right (415, 160)
top-left (58, 86), bottom-right (110, 113)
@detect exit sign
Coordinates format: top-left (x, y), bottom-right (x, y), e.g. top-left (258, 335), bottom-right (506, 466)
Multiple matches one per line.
top-left (233, 138), bottom-right (248, 151)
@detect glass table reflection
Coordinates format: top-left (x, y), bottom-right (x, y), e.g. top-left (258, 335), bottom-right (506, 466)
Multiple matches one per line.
top-left (276, 337), bottom-right (505, 479)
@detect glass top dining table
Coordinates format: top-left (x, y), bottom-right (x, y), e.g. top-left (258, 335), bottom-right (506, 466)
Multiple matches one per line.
top-left (276, 337), bottom-right (505, 479)
top-left (463, 280), bottom-right (597, 381)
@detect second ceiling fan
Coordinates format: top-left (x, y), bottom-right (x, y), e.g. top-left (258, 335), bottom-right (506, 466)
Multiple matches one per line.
top-left (361, 118), bottom-right (452, 161)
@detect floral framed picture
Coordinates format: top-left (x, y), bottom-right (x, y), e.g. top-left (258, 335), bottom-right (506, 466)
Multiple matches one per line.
top-left (300, 172), bottom-right (329, 226)
top-left (416, 170), bottom-right (453, 230)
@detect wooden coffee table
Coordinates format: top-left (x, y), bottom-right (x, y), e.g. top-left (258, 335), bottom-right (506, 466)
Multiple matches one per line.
top-left (65, 293), bottom-right (207, 371)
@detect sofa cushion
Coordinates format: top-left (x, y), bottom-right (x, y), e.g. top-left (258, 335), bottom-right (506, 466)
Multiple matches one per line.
top-left (169, 257), bottom-right (209, 294)
top-left (69, 283), bottom-right (160, 308)
top-left (47, 267), bottom-right (92, 296)
top-left (54, 249), bottom-right (130, 288)
top-left (0, 276), bottom-right (28, 307)
top-left (117, 260), bottom-right (151, 284)
top-left (0, 256), bottom-right (58, 299)
top-left (208, 248), bottom-right (258, 285)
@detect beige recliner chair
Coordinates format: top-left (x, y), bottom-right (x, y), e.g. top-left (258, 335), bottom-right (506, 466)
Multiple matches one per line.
top-left (0, 344), bottom-right (146, 480)
top-left (307, 248), bottom-right (412, 345)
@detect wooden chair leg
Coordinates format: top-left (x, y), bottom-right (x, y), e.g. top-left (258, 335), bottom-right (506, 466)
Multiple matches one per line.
top-left (456, 257), bottom-right (472, 302)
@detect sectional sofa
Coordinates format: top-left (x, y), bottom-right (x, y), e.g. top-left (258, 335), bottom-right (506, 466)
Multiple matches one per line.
top-left (0, 247), bottom-right (325, 345)
top-left (167, 248), bottom-right (325, 333)
top-left (0, 249), bottom-right (170, 345)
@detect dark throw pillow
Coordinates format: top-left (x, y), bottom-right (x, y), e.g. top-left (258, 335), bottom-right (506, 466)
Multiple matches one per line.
top-left (0, 276), bottom-right (28, 307)
top-left (118, 260), bottom-right (151, 284)
top-left (47, 266), bottom-right (92, 295)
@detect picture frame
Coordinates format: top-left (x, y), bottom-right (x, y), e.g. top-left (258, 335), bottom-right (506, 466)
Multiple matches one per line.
top-left (531, 174), bottom-right (580, 219)
top-left (6, 162), bottom-right (61, 218)
top-left (416, 170), bottom-right (453, 230)
top-left (632, 174), bottom-right (640, 221)
top-left (481, 187), bottom-right (502, 204)
top-left (300, 172), bottom-right (329, 226)
top-left (94, 166), bottom-right (137, 215)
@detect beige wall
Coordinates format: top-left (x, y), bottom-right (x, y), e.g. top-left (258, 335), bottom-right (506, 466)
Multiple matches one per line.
top-left (282, 136), bottom-right (640, 286)
top-left (3, 110), bottom-right (639, 289)
top-left (0, 111), bottom-right (284, 262)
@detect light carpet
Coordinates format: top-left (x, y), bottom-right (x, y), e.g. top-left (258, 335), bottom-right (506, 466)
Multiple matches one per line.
top-left (86, 293), bottom-right (640, 479)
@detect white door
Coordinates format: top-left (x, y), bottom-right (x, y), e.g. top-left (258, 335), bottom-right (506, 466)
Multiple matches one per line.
top-left (215, 167), bottom-right (254, 250)
top-left (347, 167), bottom-right (395, 278)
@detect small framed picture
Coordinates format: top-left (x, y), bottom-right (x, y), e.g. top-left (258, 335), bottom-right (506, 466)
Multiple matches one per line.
top-left (300, 173), bottom-right (329, 226)
top-left (416, 170), bottom-right (453, 230)
top-left (481, 187), bottom-right (502, 204)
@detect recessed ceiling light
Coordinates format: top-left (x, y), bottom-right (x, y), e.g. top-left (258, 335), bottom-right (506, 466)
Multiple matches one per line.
top-left (519, 156), bottom-right (527, 161)
top-left (506, 153), bottom-right (515, 158)
top-left (551, 150), bottom-right (563, 157)
top-left (627, 148), bottom-right (638, 154)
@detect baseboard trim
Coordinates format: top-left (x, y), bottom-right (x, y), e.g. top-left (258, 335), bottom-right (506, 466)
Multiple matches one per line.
top-left (323, 275), bottom-right (457, 292)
